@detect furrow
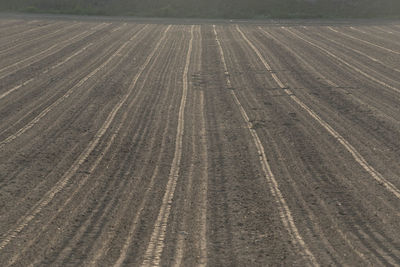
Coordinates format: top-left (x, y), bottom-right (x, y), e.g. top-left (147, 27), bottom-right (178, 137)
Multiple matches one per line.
top-left (172, 26), bottom-right (208, 267)
top-left (233, 24), bottom-right (400, 265)
top-left (237, 25), bottom-right (400, 200)
top-left (0, 22), bottom-right (81, 56)
top-left (0, 23), bottom-right (133, 138)
top-left (0, 21), bottom-right (66, 47)
top-left (0, 24), bottom-right (157, 251)
top-left (2, 24), bottom-right (158, 266)
top-left (0, 43), bottom-right (92, 101)
top-left (140, 25), bottom-right (193, 267)
top-left (308, 26), bottom-right (400, 74)
top-left (285, 27), bottom-right (400, 93)
top-left (69, 26), bottom-right (182, 267)
top-left (216, 25), bottom-right (318, 266)
top-left (0, 25), bottom-right (154, 207)
top-left (0, 25), bottom-right (147, 149)
top-left (0, 24), bottom-right (124, 101)
top-left (259, 26), bottom-right (400, 127)
top-left (61, 25), bottom-right (177, 267)
top-left (5, 23), bottom-right (171, 264)
top-left (0, 23), bottom-right (109, 80)
top-left (327, 26), bottom-right (400, 55)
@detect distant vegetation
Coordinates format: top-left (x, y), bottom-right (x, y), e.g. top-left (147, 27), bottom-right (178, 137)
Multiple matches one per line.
top-left (1, 0), bottom-right (400, 19)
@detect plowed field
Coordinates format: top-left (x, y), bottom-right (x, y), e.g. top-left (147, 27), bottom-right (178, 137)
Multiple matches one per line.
top-left (0, 15), bottom-right (399, 266)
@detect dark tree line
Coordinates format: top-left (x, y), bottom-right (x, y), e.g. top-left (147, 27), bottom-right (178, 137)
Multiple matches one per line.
top-left (1, 0), bottom-right (399, 18)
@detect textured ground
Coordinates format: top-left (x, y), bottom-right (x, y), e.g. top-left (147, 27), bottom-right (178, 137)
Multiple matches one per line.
top-left (0, 15), bottom-right (399, 266)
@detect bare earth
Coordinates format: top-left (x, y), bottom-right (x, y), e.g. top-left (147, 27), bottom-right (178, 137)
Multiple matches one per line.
top-left (0, 14), bottom-right (399, 266)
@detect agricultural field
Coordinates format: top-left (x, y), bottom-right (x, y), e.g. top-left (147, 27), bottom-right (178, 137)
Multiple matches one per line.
top-left (0, 15), bottom-right (399, 266)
